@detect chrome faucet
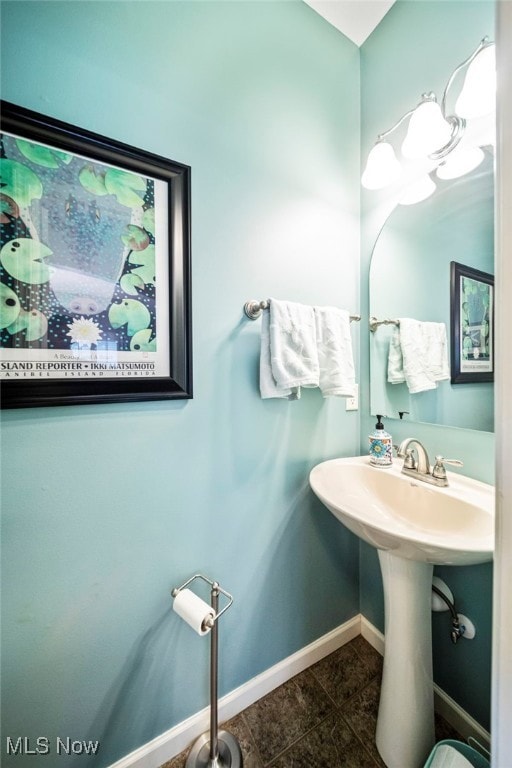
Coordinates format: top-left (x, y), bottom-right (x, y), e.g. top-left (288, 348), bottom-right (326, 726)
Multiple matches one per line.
top-left (397, 438), bottom-right (463, 487)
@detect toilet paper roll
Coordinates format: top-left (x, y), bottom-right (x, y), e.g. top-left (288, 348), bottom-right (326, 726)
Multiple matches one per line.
top-left (172, 588), bottom-right (215, 635)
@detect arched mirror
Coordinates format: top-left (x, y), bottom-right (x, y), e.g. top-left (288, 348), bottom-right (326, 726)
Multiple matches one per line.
top-left (369, 152), bottom-right (494, 432)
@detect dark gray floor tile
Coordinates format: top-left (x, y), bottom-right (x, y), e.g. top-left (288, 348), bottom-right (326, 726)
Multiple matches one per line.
top-left (349, 636), bottom-right (383, 679)
top-left (310, 643), bottom-right (380, 708)
top-left (242, 669), bottom-right (335, 765)
top-left (222, 715), bottom-right (265, 768)
top-left (268, 710), bottom-right (380, 768)
top-left (340, 677), bottom-right (386, 768)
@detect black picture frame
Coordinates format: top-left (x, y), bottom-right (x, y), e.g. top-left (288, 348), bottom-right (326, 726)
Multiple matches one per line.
top-left (450, 260), bottom-right (493, 384)
top-left (0, 101), bottom-right (192, 408)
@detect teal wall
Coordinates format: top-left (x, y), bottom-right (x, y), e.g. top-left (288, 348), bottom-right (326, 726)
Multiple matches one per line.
top-left (0, 3), bottom-right (361, 766)
top-left (360, 0), bottom-right (495, 730)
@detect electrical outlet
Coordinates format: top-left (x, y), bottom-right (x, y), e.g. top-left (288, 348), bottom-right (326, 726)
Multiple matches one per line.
top-left (346, 384), bottom-right (359, 411)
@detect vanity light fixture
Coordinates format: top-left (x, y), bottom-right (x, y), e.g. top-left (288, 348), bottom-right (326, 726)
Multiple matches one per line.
top-left (436, 145), bottom-right (485, 180)
top-left (360, 140), bottom-right (402, 189)
top-left (454, 40), bottom-right (496, 119)
top-left (361, 37), bottom-right (495, 200)
top-left (401, 94), bottom-right (458, 160)
top-left (398, 174), bottom-right (437, 205)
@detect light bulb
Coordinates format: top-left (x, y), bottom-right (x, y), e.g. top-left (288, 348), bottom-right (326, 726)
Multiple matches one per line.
top-left (361, 141), bottom-right (402, 190)
top-left (402, 100), bottom-right (453, 159)
top-left (399, 175), bottom-right (437, 205)
top-left (436, 145), bottom-right (485, 180)
top-left (455, 44), bottom-right (496, 119)
top-left (471, 112), bottom-right (496, 148)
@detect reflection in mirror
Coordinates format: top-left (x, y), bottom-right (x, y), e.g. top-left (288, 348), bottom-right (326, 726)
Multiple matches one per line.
top-left (370, 153), bottom-right (494, 432)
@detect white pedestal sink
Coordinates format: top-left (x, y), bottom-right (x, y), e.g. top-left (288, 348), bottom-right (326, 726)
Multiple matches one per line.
top-left (309, 456), bottom-right (494, 768)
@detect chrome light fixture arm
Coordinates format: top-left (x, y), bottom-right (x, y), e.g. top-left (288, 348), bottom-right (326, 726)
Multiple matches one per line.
top-left (441, 36), bottom-right (492, 116)
top-left (375, 106), bottom-right (418, 143)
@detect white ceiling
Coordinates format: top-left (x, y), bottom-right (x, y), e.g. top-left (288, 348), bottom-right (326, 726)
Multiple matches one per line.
top-left (303, 0), bottom-right (396, 46)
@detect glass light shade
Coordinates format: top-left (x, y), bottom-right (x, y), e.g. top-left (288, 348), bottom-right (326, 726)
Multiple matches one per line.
top-left (472, 112), bottom-right (496, 148)
top-left (436, 145), bottom-right (485, 180)
top-left (478, 119), bottom-right (496, 148)
top-left (455, 44), bottom-right (496, 119)
top-left (398, 175), bottom-right (436, 206)
top-left (402, 101), bottom-right (453, 159)
top-left (361, 142), bottom-right (402, 190)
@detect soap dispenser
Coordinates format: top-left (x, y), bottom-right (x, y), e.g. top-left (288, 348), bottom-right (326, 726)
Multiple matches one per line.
top-left (369, 415), bottom-right (393, 467)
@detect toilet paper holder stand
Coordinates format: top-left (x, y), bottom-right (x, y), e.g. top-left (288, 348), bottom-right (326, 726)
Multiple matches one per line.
top-left (172, 573), bottom-right (243, 768)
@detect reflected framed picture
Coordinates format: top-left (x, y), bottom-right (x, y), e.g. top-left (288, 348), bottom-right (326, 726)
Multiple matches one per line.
top-left (0, 101), bottom-right (192, 408)
top-left (450, 261), bottom-right (493, 384)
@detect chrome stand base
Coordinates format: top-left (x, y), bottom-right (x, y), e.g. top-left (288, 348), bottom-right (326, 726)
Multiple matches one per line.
top-left (185, 730), bottom-right (243, 768)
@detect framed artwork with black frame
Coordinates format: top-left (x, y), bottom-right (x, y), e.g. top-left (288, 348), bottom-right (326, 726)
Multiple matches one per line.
top-left (0, 101), bottom-right (192, 408)
top-left (450, 260), bottom-right (493, 384)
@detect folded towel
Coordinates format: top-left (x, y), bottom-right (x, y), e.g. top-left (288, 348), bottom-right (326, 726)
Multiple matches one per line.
top-left (314, 306), bottom-right (356, 397)
top-left (387, 327), bottom-right (406, 384)
top-left (388, 318), bottom-right (450, 394)
top-left (269, 299), bottom-right (319, 392)
top-left (259, 308), bottom-right (297, 399)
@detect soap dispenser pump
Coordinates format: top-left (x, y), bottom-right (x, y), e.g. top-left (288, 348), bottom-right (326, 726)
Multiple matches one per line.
top-left (369, 415), bottom-right (393, 467)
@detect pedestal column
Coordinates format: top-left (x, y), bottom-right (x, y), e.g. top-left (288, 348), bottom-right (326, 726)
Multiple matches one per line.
top-left (376, 550), bottom-right (436, 768)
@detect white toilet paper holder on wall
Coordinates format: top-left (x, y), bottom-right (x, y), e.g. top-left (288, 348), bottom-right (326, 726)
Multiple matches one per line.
top-left (172, 574), bottom-right (243, 768)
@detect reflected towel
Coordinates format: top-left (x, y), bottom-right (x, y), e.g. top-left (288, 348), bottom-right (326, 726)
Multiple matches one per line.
top-left (388, 318), bottom-right (450, 394)
top-left (387, 327), bottom-right (406, 384)
top-left (314, 306), bottom-right (356, 397)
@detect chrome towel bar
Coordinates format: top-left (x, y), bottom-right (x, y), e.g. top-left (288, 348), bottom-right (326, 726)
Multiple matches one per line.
top-left (369, 316), bottom-right (400, 332)
top-left (244, 299), bottom-right (361, 322)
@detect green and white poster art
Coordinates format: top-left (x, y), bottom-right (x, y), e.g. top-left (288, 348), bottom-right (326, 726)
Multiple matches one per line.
top-left (0, 131), bottom-right (170, 382)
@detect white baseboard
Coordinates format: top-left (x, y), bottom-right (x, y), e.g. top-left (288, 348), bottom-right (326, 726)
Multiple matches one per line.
top-left (108, 615), bottom-right (361, 768)
top-left (109, 614), bottom-right (490, 768)
top-left (360, 614), bottom-right (385, 655)
top-left (360, 616), bottom-right (491, 753)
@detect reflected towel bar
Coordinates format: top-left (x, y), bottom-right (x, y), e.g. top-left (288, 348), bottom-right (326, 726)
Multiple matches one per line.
top-left (244, 299), bottom-right (361, 322)
top-left (369, 316), bottom-right (400, 332)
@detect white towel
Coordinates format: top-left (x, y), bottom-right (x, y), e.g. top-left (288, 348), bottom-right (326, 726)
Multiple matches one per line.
top-left (387, 327), bottom-right (406, 384)
top-left (260, 299), bottom-right (319, 399)
top-left (388, 318), bottom-right (450, 394)
top-left (314, 306), bottom-right (356, 397)
top-left (269, 299), bottom-right (319, 390)
top-left (259, 308), bottom-right (296, 399)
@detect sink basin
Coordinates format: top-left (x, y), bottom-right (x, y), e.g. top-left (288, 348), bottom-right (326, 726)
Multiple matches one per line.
top-left (309, 455), bottom-right (494, 565)
top-left (309, 455), bottom-right (494, 768)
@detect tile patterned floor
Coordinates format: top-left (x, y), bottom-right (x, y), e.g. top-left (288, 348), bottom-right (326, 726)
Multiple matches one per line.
top-left (160, 635), bottom-right (460, 768)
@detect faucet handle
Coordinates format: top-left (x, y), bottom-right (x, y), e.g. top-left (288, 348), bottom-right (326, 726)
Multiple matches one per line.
top-left (432, 455), bottom-right (464, 480)
top-left (402, 448), bottom-right (417, 469)
top-left (396, 442), bottom-right (417, 468)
